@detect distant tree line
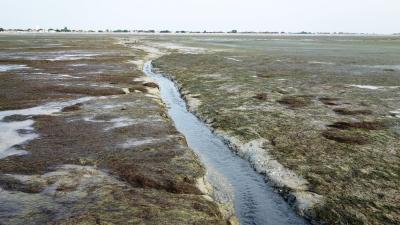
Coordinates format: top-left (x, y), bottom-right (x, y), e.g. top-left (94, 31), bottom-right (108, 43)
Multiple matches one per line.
top-left (0, 27), bottom-right (395, 35)
top-left (113, 29), bottom-right (129, 33)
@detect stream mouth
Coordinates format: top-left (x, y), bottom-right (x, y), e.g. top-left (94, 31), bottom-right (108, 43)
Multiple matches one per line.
top-left (144, 61), bottom-right (308, 225)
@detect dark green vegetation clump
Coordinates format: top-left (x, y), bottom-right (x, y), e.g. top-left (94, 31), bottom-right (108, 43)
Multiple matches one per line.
top-left (0, 35), bottom-right (228, 225)
top-left (152, 35), bottom-right (400, 225)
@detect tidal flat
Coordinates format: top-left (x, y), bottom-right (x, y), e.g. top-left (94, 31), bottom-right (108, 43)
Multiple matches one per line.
top-left (0, 34), bottom-right (232, 225)
top-left (1, 33), bottom-right (399, 225)
top-left (150, 35), bottom-right (400, 225)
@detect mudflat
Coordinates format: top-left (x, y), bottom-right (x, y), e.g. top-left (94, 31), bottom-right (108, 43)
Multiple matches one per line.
top-left (150, 35), bottom-right (400, 225)
top-left (0, 34), bottom-right (230, 225)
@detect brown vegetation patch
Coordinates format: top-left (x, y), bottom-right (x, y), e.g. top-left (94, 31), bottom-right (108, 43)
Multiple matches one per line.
top-left (274, 88), bottom-right (290, 94)
top-left (322, 129), bottom-right (369, 145)
top-left (277, 95), bottom-right (313, 108)
top-left (383, 69), bottom-right (395, 72)
top-left (327, 121), bottom-right (386, 130)
top-left (2, 115), bottom-right (32, 122)
top-left (0, 175), bottom-right (44, 193)
top-left (256, 73), bottom-right (273, 78)
top-left (333, 108), bottom-right (373, 115)
top-left (143, 82), bottom-right (160, 89)
top-left (92, 114), bottom-right (115, 121)
top-left (62, 103), bottom-right (83, 112)
top-left (110, 162), bottom-right (201, 194)
top-left (0, 115), bottom-right (204, 195)
top-left (0, 36), bottom-right (230, 225)
top-left (0, 74), bottom-right (71, 110)
top-left (319, 97), bottom-right (341, 106)
top-left (129, 85), bottom-right (149, 93)
top-left (93, 74), bottom-right (141, 85)
top-left (55, 86), bottom-right (125, 96)
top-left (253, 93), bottom-right (268, 100)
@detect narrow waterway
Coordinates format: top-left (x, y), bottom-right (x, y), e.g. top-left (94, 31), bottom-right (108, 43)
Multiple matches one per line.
top-left (144, 61), bottom-right (308, 225)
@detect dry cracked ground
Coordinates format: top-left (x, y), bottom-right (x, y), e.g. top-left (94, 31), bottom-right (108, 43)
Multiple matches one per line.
top-left (0, 34), bottom-right (231, 225)
top-left (149, 35), bottom-right (400, 225)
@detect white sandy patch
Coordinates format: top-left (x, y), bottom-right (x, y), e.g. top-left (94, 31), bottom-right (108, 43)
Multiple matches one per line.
top-left (215, 131), bottom-right (323, 215)
top-left (88, 83), bottom-right (115, 88)
top-left (389, 110), bottom-right (400, 118)
top-left (234, 105), bottom-right (274, 111)
top-left (84, 116), bottom-right (137, 130)
top-left (0, 97), bottom-right (94, 159)
top-left (3, 164), bottom-right (133, 200)
top-left (136, 45), bottom-right (164, 60)
top-left (119, 38), bottom-right (211, 69)
top-left (357, 64), bottom-right (400, 70)
top-left (108, 117), bottom-right (137, 129)
top-left (101, 104), bottom-right (125, 109)
top-left (121, 40), bottom-right (164, 69)
top-left (84, 114), bottom-right (163, 131)
top-left (153, 43), bottom-right (207, 54)
top-left (0, 64), bottom-right (29, 72)
top-left (59, 74), bottom-right (82, 79)
top-left (29, 72), bottom-right (82, 80)
top-left (120, 138), bottom-right (160, 148)
top-left (128, 59), bottom-right (145, 69)
top-left (145, 86), bottom-right (160, 96)
top-left (49, 53), bottom-right (100, 61)
top-left (118, 136), bottom-right (175, 149)
top-left (70, 63), bottom-right (88, 67)
top-left (308, 61), bottom-right (335, 65)
top-left (217, 84), bottom-right (244, 93)
top-left (122, 88), bottom-right (130, 94)
top-left (224, 57), bottom-right (242, 62)
top-left (134, 76), bottom-right (155, 83)
top-left (185, 94), bottom-right (202, 112)
top-left (133, 76), bottom-right (161, 97)
top-left (350, 85), bottom-right (400, 90)
top-left (350, 85), bottom-right (381, 90)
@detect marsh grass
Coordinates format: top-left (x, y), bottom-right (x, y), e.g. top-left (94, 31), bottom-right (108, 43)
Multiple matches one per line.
top-left (0, 34), bottom-right (228, 225)
top-left (333, 108), bottom-right (373, 115)
top-left (153, 35), bottom-right (400, 225)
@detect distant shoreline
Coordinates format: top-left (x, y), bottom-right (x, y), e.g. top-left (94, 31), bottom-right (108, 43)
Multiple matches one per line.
top-left (0, 31), bottom-right (398, 37)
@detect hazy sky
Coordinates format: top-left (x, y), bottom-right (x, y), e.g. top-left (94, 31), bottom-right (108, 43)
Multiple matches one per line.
top-left (1, 0), bottom-right (399, 33)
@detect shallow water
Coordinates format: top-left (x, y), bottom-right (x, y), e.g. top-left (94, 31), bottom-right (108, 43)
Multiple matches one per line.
top-left (144, 61), bottom-right (308, 225)
top-left (0, 97), bottom-right (93, 159)
top-left (0, 64), bottom-right (29, 72)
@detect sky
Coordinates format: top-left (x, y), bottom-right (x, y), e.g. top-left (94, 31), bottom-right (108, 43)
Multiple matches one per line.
top-left (1, 0), bottom-right (399, 34)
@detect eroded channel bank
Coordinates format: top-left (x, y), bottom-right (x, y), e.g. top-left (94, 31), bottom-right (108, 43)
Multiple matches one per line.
top-left (144, 61), bottom-right (309, 225)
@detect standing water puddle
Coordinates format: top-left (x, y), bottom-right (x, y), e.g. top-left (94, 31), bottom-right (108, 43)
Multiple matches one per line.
top-left (0, 97), bottom-right (93, 159)
top-left (144, 61), bottom-right (308, 225)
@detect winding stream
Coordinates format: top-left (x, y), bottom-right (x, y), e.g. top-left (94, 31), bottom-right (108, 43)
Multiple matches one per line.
top-left (144, 61), bottom-right (308, 225)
